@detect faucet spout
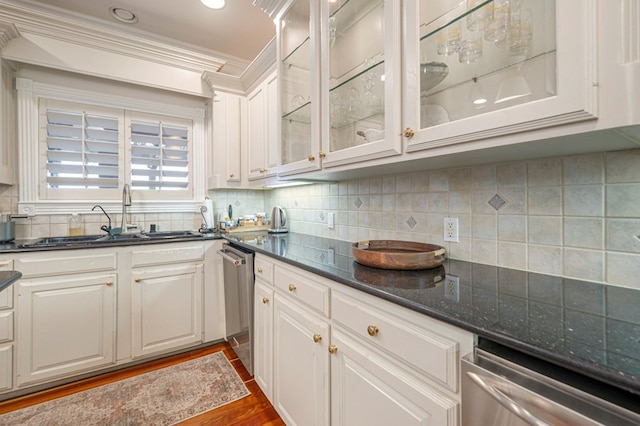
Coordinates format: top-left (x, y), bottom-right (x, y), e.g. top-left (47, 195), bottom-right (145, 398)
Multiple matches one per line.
top-left (92, 204), bottom-right (111, 233)
top-left (121, 184), bottom-right (131, 233)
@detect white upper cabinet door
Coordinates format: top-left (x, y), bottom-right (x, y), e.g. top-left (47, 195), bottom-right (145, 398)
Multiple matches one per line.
top-left (277, 0), bottom-right (323, 177)
top-left (319, 0), bottom-right (403, 169)
top-left (402, 0), bottom-right (597, 152)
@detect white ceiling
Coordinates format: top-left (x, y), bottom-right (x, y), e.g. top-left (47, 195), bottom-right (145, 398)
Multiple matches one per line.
top-left (21, 0), bottom-right (276, 65)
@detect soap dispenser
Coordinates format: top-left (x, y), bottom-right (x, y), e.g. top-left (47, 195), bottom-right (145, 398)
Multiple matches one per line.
top-left (69, 212), bottom-right (82, 236)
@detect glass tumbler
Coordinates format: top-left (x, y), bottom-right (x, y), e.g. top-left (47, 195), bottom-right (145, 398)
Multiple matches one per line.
top-left (509, 7), bottom-right (533, 56)
top-left (485, 0), bottom-right (511, 47)
top-left (466, 0), bottom-right (493, 32)
top-left (437, 21), bottom-right (461, 56)
top-left (459, 30), bottom-right (483, 64)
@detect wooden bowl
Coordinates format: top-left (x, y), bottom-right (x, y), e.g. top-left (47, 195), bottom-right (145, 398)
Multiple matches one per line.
top-left (352, 240), bottom-right (446, 270)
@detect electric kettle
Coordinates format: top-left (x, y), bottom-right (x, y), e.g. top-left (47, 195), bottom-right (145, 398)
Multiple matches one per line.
top-left (268, 206), bottom-right (288, 233)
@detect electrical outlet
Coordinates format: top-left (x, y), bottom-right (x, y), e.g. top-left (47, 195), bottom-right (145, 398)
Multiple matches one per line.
top-left (327, 212), bottom-right (335, 229)
top-left (444, 217), bottom-right (459, 242)
top-left (444, 274), bottom-right (460, 302)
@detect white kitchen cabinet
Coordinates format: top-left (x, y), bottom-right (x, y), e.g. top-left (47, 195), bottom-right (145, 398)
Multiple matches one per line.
top-left (330, 329), bottom-right (457, 426)
top-left (273, 295), bottom-right (330, 426)
top-left (248, 70), bottom-right (279, 182)
top-left (254, 254), bottom-right (275, 402)
top-left (402, 0), bottom-right (597, 153)
top-left (208, 90), bottom-right (244, 188)
top-left (319, 0), bottom-right (403, 169)
top-left (259, 256), bottom-right (474, 426)
top-left (277, 0), bottom-right (403, 177)
top-left (277, 0), bottom-right (322, 177)
top-left (0, 59), bottom-right (16, 185)
top-left (254, 280), bottom-right (274, 403)
top-left (0, 260), bottom-right (13, 393)
top-left (16, 273), bottom-right (116, 386)
top-left (131, 264), bottom-right (203, 358)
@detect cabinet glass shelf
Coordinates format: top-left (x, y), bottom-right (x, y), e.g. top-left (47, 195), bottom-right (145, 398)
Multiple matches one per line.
top-left (329, 60), bottom-right (384, 129)
top-left (418, 0), bottom-right (556, 128)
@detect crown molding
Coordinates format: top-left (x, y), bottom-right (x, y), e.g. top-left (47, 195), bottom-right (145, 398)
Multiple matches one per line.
top-left (252, 0), bottom-right (289, 19)
top-left (0, 0), bottom-right (253, 76)
top-left (0, 21), bottom-right (18, 49)
top-left (202, 37), bottom-right (276, 96)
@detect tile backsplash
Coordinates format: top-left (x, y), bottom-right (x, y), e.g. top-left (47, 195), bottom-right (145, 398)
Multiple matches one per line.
top-left (265, 149), bottom-right (640, 290)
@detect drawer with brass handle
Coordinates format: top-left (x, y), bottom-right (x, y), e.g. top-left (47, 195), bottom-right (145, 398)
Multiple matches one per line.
top-left (332, 288), bottom-right (463, 392)
top-left (274, 264), bottom-right (330, 317)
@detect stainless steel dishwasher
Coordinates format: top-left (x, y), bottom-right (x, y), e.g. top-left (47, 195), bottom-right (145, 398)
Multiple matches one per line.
top-left (462, 341), bottom-right (640, 426)
top-left (217, 242), bottom-right (254, 375)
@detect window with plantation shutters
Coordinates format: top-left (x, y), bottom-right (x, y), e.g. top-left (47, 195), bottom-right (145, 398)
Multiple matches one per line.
top-left (37, 98), bottom-right (194, 202)
top-left (45, 108), bottom-right (120, 190)
top-left (129, 117), bottom-right (190, 191)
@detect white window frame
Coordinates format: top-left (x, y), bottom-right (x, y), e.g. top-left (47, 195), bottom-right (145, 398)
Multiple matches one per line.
top-left (17, 78), bottom-right (206, 216)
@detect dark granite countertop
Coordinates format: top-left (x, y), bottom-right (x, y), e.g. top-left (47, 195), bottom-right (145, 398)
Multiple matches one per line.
top-left (225, 232), bottom-right (640, 396)
top-left (0, 233), bottom-right (223, 253)
top-left (0, 271), bottom-right (21, 292)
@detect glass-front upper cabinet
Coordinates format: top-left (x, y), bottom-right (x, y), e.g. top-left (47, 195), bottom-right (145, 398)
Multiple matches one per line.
top-left (320, 0), bottom-right (402, 169)
top-left (278, 0), bottom-right (321, 176)
top-left (402, 0), bottom-right (597, 152)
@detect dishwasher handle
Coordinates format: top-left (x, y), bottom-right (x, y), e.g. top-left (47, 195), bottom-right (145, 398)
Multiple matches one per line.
top-left (217, 249), bottom-right (246, 266)
top-left (466, 371), bottom-right (552, 426)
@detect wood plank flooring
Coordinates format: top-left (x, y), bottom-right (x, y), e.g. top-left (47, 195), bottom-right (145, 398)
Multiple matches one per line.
top-left (0, 342), bottom-right (285, 425)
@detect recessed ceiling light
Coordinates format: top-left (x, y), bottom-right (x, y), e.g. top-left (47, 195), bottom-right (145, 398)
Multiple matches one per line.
top-left (109, 7), bottom-right (138, 24)
top-left (201, 0), bottom-right (226, 9)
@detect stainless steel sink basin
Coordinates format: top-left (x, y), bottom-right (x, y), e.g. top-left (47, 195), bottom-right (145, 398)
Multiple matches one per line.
top-left (18, 230), bottom-right (203, 248)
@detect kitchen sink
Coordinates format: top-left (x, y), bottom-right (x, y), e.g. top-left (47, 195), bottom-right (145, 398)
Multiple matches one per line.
top-left (18, 230), bottom-right (204, 248)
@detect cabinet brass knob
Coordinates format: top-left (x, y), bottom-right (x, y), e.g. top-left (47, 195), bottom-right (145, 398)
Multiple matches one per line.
top-left (403, 128), bottom-right (415, 138)
top-left (288, 284), bottom-right (297, 292)
top-left (260, 168), bottom-right (268, 173)
top-left (367, 325), bottom-right (379, 336)
top-left (257, 267), bottom-right (263, 273)
top-left (313, 334), bottom-right (322, 343)
top-left (262, 297), bottom-right (269, 304)
top-left (134, 278), bottom-right (141, 283)
top-left (319, 151), bottom-right (326, 159)
top-left (229, 173), bottom-right (235, 178)
top-left (307, 154), bottom-right (315, 162)
top-left (328, 345), bottom-right (338, 354)
top-left (105, 281), bottom-right (113, 286)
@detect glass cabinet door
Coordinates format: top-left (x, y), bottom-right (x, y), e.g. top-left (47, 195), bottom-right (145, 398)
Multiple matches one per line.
top-left (320, 0), bottom-right (402, 168)
top-left (278, 0), bottom-right (321, 176)
top-left (403, 0), bottom-right (597, 152)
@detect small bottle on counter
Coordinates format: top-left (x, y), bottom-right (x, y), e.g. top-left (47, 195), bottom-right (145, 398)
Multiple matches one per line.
top-left (69, 212), bottom-right (82, 236)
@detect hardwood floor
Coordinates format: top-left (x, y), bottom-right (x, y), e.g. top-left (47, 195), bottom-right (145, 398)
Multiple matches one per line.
top-left (0, 342), bottom-right (285, 425)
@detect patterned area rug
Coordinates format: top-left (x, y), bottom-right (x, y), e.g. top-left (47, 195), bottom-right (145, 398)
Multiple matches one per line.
top-left (0, 351), bottom-right (250, 425)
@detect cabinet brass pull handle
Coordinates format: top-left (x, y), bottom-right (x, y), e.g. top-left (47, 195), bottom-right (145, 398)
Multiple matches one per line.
top-left (313, 334), bottom-right (322, 343)
top-left (328, 345), bottom-right (338, 354)
top-left (367, 325), bottom-right (379, 336)
top-left (260, 168), bottom-right (268, 173)
top-left (288, 284), bottom-right (297, 292)
top-left (403, 128), bottom-right (415, 138)
top-left (257, 267), bottom-right (263, 273)
top-left (307, 154), bottom-right (315, 162)
top-left (134, 278), bottom-right (141, 283)
top-left (105, 281), bottom-right (113, 286)
top-left (262, 297), bottom-right (269, 304)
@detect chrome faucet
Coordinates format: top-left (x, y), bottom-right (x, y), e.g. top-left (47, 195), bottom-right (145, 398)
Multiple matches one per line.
top-left (121, 183), bottom-right (131, 234)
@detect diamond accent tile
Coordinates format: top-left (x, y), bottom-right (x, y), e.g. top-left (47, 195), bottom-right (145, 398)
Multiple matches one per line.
top-left (294, 200), bottom-right (299, 207)
top-left (488, 194), bottom-right (507, 210)
top-left (406, 216), bottom-right (417, 229)
top-left (234, 200), bottom-right (241, 207)
top-left (354, 197), bottom-right (363, 209)
top-left (319, 212), bottom-right (326, 221)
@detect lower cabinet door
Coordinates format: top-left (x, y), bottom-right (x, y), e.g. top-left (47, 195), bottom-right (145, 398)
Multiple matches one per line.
top-left (0, 344), bottom-right (12, 392)
top-left (254, 281), bottom-right (274, 403)
top-left (273, 296), bottom-right (329, 426)
top-left (132, 264), bottom-right (203, 358)
top-left (330, 328), bottom-right (459, 426)
top-left (17, 274), bottom-right (117, 386)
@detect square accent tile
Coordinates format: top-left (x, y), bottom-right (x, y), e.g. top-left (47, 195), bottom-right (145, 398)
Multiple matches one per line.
top-left (489, 194), bottom-right (507, 211)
